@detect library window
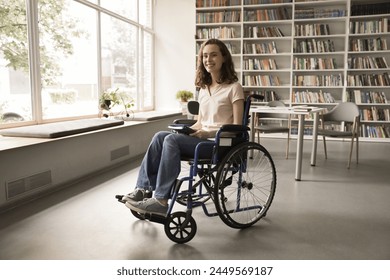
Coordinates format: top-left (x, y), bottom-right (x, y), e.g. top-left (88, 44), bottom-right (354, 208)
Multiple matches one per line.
top-left (0, 0), bottom-right (153, 126)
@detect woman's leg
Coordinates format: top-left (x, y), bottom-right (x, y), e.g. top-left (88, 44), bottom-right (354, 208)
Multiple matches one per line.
top-left (126, 133), bottom-right (213, 215)
top-left (136, 131), bottom-right (171, 191)
top-left (153, 133), bottom-right (212, 199)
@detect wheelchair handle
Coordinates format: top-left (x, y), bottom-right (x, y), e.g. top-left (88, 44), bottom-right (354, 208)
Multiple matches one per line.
top-left (249, 93), bottom-right (264, 101)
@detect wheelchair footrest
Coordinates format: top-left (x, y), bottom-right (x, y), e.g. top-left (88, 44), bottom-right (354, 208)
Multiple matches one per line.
top-left (115, 194), bottom-right (125, 204)
top-left (144, 213), bottom-right (167, 224)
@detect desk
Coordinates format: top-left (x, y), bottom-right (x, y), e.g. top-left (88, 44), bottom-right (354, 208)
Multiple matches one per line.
top-left (250, 106), bottom-right (325, 181)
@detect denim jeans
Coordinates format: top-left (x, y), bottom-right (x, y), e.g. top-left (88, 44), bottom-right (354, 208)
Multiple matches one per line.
top-left (136, 131), bottom-right (213, 199)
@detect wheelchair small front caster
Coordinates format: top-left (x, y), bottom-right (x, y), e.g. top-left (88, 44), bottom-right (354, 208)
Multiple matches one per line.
top-left (164, 212), bottom-right (197, 244)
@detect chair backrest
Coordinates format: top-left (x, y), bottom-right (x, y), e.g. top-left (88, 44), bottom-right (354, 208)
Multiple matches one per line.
top-left (267, 100), bottom-right (286, 107)
top-left (242, 94), bottom-right (253, 126)
top-left (260, 100), bottom-right (289, 119)
top-left (323, 102), bottom-right (360, 123)
top-left (187, 101), bottom-right (199, 115)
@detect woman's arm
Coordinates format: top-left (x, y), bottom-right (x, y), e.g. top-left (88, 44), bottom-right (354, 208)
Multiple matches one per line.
top-left (232, 99), bottom-right (244, 125)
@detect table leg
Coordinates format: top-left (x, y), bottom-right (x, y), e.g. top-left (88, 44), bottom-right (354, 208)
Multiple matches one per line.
top-left (311, 112), bottom-right (319, 166)
top-left (295, 114), bottom-right (304, 181)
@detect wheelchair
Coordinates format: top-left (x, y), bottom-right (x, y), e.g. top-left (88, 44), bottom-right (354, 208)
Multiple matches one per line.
top-left (116, 94), bottom-right (276, 244)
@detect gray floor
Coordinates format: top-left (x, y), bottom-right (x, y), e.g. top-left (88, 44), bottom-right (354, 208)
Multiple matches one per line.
top-left (0, 138), bottom-right (389, 260)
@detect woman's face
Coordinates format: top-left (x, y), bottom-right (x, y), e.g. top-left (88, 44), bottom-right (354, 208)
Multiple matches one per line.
top-left (202, 44), bottom-right (225, 75)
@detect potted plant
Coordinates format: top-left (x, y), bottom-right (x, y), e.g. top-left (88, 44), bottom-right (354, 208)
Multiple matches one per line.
top-left (176, 90), bottom-right (194, 102)
top-left (176, 90), bottom-right (194, 115)
top-left (100, 88), bottom-right (135, 118)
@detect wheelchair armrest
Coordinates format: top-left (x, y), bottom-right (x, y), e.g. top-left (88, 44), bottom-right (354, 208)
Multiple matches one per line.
top-left (220, 124), bottom-right (250, 132)
top-left (173, 119), bottom-right (197, 125)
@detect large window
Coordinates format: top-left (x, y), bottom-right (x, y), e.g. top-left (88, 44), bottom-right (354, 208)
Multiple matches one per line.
top-left (0, 0), bottom-right (32, 123)
top-left (0, 0), bottom-right (153, 126)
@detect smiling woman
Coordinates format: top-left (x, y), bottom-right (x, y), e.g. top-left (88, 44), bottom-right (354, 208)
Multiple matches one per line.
top-left (118, 38), bottom-right (245, 218)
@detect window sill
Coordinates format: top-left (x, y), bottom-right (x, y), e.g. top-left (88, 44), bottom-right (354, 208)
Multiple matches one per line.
top-left (0, 111), bottom-right (182, 152)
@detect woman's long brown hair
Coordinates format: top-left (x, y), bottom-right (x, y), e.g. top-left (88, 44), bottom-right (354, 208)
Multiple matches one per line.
top-left (195, 39), bottom-right (238, 89)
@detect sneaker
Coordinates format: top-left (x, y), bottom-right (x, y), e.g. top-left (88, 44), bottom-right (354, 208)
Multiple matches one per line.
top-left (125, 198), bottom-right (168, 216)
top-left (120, 188), bottom-right (152, 203)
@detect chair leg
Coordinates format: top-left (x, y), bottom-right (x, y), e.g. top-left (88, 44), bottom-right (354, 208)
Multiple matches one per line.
top-left (356, 136), bottom-right (359, 164)
top-left (347, 137), bottom-right (354, 169)
top-left (322, 136), bottom-right (327, 159)
top-left (285, 130), bottom-right (290, 159)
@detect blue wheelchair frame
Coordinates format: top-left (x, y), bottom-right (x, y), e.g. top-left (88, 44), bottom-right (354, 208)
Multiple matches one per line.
top-left (120, 94), bottom-right (276, 243)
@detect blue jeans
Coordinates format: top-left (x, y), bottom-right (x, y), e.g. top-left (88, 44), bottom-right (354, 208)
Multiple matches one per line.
top-left (136, 131), bottom-right (213, 199)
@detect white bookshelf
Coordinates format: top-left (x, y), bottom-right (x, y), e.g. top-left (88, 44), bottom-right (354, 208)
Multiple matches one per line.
top-left (195, 0), bottom-right (390, 141)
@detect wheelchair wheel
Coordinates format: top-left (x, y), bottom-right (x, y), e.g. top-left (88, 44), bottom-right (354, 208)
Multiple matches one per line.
top-left (164, 212), bottom-right (197, 244)
top-left (214, 142), bottom-right (276, 229)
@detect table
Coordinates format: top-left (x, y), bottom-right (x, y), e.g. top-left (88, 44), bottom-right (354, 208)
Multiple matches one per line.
top-left (250, 106), bottom-right (325, 181)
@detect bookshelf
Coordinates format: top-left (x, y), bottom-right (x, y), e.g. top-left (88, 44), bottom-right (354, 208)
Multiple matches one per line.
top-left (195, 0), bottom-right (390, 141)
top-left (347, 1), bottom-right (390, 139)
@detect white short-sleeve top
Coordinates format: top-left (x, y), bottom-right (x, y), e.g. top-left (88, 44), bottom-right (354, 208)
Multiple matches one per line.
top-left (196, 82), bottom-right (244, 131)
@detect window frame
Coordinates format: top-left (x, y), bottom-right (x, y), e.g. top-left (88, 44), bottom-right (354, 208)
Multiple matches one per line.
top-left (0, 0), bottom-right (154, 128)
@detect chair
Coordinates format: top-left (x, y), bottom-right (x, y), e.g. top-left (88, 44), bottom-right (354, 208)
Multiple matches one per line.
top-left (254, 100), bottom-right (291, 158)
top-left (172, 100), bottom-right (199, 126)
top-left (317, 102), bottom-right (360, 169)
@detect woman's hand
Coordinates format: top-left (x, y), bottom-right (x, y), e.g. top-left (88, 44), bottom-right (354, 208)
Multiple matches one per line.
top-left (190, 129), bottom-right (215, 139)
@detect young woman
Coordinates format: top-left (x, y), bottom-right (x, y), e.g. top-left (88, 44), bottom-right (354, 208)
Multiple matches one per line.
top-left (123, 38), bottom-right (244, 216)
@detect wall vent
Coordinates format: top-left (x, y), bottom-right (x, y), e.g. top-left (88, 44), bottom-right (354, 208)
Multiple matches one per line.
top-left (6, 170), bottom-right (52, 200)
top-left (111, 145), bottom-right (130, 161)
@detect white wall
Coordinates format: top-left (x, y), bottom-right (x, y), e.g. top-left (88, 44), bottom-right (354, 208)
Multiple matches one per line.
top-left (0, 117), bottom-right (179, 211)
top-left (154, 0), bottom-right (196, 110)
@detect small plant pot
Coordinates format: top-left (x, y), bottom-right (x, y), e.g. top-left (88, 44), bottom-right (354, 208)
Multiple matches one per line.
top-left (180, 101), bottom-right (188, 115)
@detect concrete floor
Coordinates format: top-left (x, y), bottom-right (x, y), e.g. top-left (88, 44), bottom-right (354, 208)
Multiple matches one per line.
top-left (0, 137), bottom-right (389, 260)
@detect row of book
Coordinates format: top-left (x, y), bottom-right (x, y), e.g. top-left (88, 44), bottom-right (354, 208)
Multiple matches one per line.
top-left (348, 56), bottom-right (388, 70)
top-left (360, 125), bottom-right (390, 138)
top-left (291, 90), bottom-right (336, 103)
top-left (197, 41), bottom-right (239, 54)
top-left (293, 57), bottom-right (337, 70)
top-left (294, 23), bottom-right (331, 37)
top-left (349, 19), bottom-right (389, 34)
top-left (196, 11), bottom-right (241, 23)
top-left (293, 39), bottom-right (336, 53)
top-left (243, 8), bottom-right (290, 21)
top-left (351, 3), bottom-right (390, 16)
top-left (243, 58), bottom-right (278, 70)
top-left (347, 73), bottom-right (390, 87)
top-left (243, 41), bottom-right (278, 54)
top-left (196, 27), bottom-right (238, 39)
top-left (196, 0), bottom-right (240, 8)
top-left (243, 74), bottom-right (281, 86)
top-left (293, 74), bottom-right (343, 87)
top-left (346, 90), bottom-right (388, 104)
top-left (245, 90), bottom-right (280, 102)
top-left (349, 38), bottom-right (388, 52)
top-left (244, 26), bottom-right (284, 38)
top-left (295, 8), bottom-right (346, 19)
top-left (244, 0), bottom-right (291, 4)
top-left (360, 107), bottom-right (390, 122)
